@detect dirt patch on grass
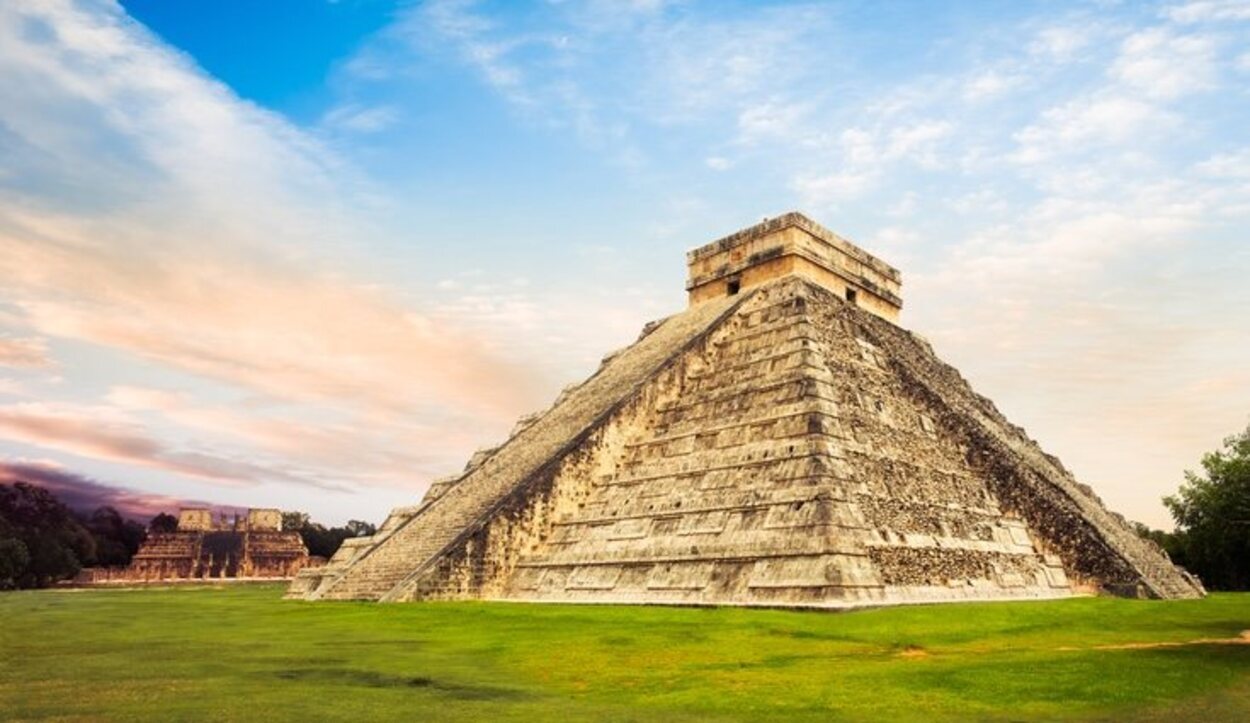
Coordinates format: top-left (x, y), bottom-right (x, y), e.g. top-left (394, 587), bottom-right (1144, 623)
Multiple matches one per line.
top-left (897, 646), bottom-right (929, 659)
top-left (1060, 631), bottom-right (1250, 652)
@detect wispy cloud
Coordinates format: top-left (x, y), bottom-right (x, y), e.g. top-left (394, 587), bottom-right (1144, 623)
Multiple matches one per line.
top-left (0, 458), bottom-right (233, 521)
top-left (0, 336), bottom-right (52, 368)
top-left (1164, 0), bottom-right (1250, 23)
top-left (0, 401), bottom-right (344, 489)
top-left (322, 103), bottom-right (399, 133)
top-left (1110, 28), bottom-right (1216, 100)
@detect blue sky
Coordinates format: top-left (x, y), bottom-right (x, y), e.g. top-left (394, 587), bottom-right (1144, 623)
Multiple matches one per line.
top-left (1, 0), bottom-right (1248, 528)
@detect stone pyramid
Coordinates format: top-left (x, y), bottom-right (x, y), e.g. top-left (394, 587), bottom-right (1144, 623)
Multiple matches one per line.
top-left (288, 212), bottom-right (1203, 607)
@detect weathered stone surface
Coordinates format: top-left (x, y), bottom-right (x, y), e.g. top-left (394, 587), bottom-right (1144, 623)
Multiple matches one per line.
top-left (82, 507), bottom-right (311, 584)
top-left (294, 212), bottom-right (1203, 607)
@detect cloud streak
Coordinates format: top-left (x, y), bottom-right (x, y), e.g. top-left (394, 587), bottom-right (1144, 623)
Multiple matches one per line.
top-left (0, 336), bottom-right (52, 368)
top-left (0, 458), bottom-right (233, 521)
top-left (0, 401), bottom-right (346, 490)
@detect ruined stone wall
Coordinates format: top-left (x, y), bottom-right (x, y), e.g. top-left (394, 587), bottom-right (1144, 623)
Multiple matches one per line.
top-left (126, 532), bottom-right (202, 580)
top-left (88, 528), bottom-right (311, 584)
top-left (246, 508), bottom-right (282, 531)
top-left (240, 531), bottom-right (309, 578)
top-left (177, 509), bottom-right (213, 531)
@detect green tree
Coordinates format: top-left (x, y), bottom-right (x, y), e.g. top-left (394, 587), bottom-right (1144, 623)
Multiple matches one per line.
top-left (281, 510), bottom-right (310, 532)
top-left (281, 511), bottom-right (377, 559)
top-left (1164, 424), bottom-right (1250, 590)
top-left (345, 519), bottom-right (377, 538)
top-left (148, 512), bottom-right (178, 533)
top-left (0, 524), bottom-right (31, 589)
top-left (0, 482), bottom-right (95, 587)
top-left (82, 507), bottom-right (147, 567)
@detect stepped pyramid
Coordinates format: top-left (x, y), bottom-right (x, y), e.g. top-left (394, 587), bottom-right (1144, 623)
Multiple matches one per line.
top-left (288, 212), bottom-right (1203, 607)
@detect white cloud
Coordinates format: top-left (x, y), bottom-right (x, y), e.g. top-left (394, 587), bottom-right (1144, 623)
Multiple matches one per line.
top-left (839, 128), bottom-right (877, 165)
top-left (1029, 25), bottom-right (1093, 61)
top-left (1195, 149), bottom-right (1250, 178)
top-left (885, 121), bottom-right (953, 167)
top-left (886, 192), bottom-right (919, 218)
top-left (963, 71), bottom-right (1022, 101)
top-left (1012, 95), bottom-right (1171, 163)
top-left (736, 101), bottom-right (809, 144)
top-left (704, 156), bottom-right (732, 171)
top-left (1110, 29), bottom-right (1216, 100)
top-left (1164, 1), bottom-right (1250, 23)
top-left (947, 190), bottom-right (1008, 216)
top-left (791, 170), bottom-right (876, 207)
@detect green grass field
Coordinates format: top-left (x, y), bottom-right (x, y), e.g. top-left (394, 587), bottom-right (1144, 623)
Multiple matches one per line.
top-left (2, 586), bottom-right (1249, 721)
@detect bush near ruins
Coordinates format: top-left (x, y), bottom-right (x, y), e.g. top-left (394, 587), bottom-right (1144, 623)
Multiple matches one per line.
top-left (1158, 424), bottom-right (1250, 591)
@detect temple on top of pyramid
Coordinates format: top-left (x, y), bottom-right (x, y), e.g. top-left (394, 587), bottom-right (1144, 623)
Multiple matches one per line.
top-left (686, 211), bottom-right (902, 321)
top-left (288, 212), bottom-right (1204, 607)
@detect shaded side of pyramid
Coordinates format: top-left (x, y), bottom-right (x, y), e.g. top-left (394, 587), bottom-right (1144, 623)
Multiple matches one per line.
top-left (299, 213), bottom-right (1202, 605)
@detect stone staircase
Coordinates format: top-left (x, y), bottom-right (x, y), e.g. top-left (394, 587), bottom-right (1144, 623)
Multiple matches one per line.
top-left (315, 292), bottom-right (748, 601)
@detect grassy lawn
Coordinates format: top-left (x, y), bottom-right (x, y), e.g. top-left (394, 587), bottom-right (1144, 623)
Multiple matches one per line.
top-left (2, 586), bottom-right (1249, 721)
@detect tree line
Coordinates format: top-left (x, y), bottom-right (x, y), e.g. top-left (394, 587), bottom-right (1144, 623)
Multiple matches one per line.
top-left (0, 482), bottom-right (377, 590)
top-left (0, 483), bottom-right (146, 589)
top-left (280, 511), bottom-right (376, 559)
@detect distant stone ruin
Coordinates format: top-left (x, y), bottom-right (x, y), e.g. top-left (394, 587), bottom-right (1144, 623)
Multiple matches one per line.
top-left (81, 507), bottom-right (312, 583)
top-left (289, 212), bottom-right (1204, 607)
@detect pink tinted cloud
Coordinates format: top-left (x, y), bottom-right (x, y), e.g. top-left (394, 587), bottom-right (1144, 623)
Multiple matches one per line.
top-left (0, 458), bottom-right (236, 522)
top-left (3, 227), bottom-right (548, 426)
top-left (0, 336), bottom-right (52, 368)
top-left (0, 402), bottom-right (345, 490)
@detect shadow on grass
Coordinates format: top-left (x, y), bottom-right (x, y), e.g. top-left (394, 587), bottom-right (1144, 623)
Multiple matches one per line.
top-left (272, 667), bottom-right (528, 701)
